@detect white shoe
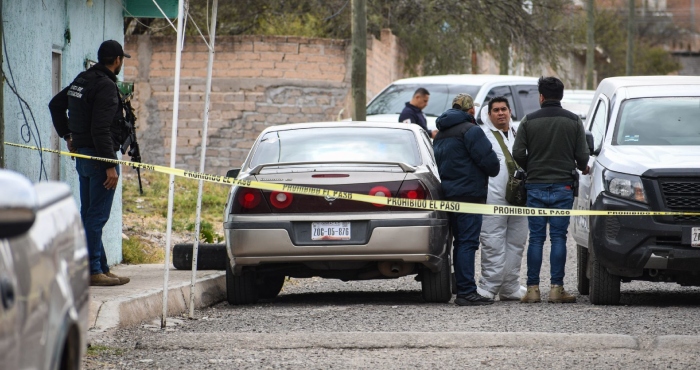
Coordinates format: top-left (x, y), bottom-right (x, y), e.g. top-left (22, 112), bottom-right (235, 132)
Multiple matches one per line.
top-left (499, 286), bottom-right (527, 301)
top-left (476, 286), bottom-right (495, 299)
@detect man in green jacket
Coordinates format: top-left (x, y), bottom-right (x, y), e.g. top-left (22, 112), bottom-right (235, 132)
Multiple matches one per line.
top-left (512, 76), bottom-right (590, 304)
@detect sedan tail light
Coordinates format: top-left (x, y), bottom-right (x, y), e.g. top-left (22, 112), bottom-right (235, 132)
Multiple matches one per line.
top-left (397, 180), bottom-right (429, 200)
top-left (369, 186), bottom-right (391, 207)
top-left (270, 191), bottom-right (294, 209)
top-left (231, 188), bottom-right (270, 214)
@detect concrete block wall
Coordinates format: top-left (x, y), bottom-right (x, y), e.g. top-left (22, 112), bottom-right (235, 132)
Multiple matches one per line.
top-left (123, 30), bottom-right (407, 175)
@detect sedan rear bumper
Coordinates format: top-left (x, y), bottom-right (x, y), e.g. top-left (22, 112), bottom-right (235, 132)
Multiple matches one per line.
top-left (224, 218), bottom-right (449, 269)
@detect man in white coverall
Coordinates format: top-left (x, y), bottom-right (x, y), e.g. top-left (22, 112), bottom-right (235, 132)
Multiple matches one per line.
top-left (476, 96), bottom-right (528, 300)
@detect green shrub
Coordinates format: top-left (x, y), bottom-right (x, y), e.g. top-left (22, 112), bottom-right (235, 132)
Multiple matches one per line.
top-left (122, 235), bottom-right (164, 264)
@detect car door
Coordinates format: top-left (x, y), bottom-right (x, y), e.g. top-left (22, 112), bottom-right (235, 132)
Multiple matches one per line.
top-left (572, 96), bottom-right (609, 246)
top-left (0, 239), bottom-right (19, 369)
top-left (514, 84), bottom-right (541, 121)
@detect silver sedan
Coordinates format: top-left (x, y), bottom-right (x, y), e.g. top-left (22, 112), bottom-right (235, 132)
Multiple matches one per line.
top-left (223, 122), bottom-right (452, 304)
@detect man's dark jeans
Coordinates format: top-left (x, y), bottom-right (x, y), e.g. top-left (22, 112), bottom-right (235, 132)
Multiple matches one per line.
top-left (524, 183), bottom-right (574, 286)
top-left (76, 148), bottom-right (118, 275)
top-left (450, 212), bottom-right (483, 296)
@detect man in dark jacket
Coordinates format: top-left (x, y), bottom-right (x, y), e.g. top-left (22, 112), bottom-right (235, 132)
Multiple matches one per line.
top-left (512, 76), bottom-right (590, 304)
top-left (49, 40), bottom-right (131, 287)
top-left (399, 87), bottom-right (436, 138)
top-left (433, 93), bottom-right (500, 306)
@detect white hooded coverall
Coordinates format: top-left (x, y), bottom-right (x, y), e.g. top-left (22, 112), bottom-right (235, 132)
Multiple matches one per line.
top-left (478, 108), bottom-right (528, 299)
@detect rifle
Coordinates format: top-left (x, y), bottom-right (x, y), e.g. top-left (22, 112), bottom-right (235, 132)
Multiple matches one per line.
top-left (120, 92), bottom-right (144, 195)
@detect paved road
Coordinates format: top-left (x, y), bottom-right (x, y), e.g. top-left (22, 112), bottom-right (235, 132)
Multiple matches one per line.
top-left (86, 229), bottom-right (700, 369)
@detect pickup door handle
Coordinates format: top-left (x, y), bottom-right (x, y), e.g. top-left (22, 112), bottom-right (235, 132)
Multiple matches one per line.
top-left (0, 277), bottom-right (15, 310)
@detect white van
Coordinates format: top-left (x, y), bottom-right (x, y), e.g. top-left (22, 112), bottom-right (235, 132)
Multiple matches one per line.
top-left (573, 76), bottom-right (700, 305)
top-left (366, 74), bottom-right (540, 130)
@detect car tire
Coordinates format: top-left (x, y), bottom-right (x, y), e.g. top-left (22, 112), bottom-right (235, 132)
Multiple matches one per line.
top-left (421, 237), bottom-right (453, 303)
top-left (173, 243), bottom-right (227, 270)
top-left (589, 248), bottom-right (621, 305)
top-left (258, 275), bottom-right (285, 300)
top-left (225, 256), bottom-right (259, 305)
top-left (577, 244), bottom-right (590, 295)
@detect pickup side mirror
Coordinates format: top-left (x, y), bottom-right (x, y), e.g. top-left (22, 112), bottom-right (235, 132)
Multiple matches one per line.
top-left (0, 171), bottom-right (37, 238)
top-left (225, 168), bottom-right (241, 179)
top-left (585, 131), bottom-right (595, 155)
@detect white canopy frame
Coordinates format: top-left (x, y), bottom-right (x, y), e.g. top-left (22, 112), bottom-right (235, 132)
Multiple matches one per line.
top-left (158, 0), bottom-right (219, 328)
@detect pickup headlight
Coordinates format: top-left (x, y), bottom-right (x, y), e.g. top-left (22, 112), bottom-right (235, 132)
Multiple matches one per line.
top-left (603, 170), bottom-right (647, 204)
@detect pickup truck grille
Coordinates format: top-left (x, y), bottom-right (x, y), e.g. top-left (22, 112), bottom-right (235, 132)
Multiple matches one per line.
top-left (660, 181), bottom-right (700, 208)
top-left (659, 179), bottom-right (700, 223)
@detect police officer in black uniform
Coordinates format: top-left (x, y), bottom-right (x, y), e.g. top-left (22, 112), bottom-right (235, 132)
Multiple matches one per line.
top-left (49, 40), bottom-right (131, 287)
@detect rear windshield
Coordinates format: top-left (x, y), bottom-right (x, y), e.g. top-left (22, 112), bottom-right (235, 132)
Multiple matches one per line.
top-left (249, 127), bottom-right (422, 167)
top-left (614, 97), bottom-right (700, 146)
top-left (367, 84), bottom-right (481, 118)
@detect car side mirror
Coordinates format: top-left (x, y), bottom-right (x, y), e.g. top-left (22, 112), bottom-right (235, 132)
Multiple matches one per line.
top-left (476, 107), bottom-right (484, 125)
top-left (585, 131), bottom-right (595, 156)
top-left (0, 171), bottom-right (37, 238)
top-left (225, 168), bottom-right (241, 179)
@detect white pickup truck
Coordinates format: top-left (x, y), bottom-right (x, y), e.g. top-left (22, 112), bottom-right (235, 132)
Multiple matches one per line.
top-left (0, 169), bottom-right (89, 370)
top-left (573, 76), bottom-right (700, 305)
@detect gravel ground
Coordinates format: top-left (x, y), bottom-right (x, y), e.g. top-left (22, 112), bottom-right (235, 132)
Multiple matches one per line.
top-left (86, 227), bottom-right (700, 369)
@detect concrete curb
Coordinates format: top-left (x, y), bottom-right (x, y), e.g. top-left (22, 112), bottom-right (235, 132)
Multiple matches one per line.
top-left (135, 331), bottom-right (639, 351)
top-left (653, 335), bottom-right (700, 350)
top-left (89, 271), bottom-right (225, 332)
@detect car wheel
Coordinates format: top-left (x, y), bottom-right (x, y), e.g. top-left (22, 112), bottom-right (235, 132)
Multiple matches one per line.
top-left (421, 237), bottom-right (453, 303)
top-left (225, 256), bottom-right (259, 305)
top-left (577, 244), bottom-right (590, 295)
top-left (589, 248), bottom-right (621, 305)
top-left (258, 275), bottom-right (285, 300)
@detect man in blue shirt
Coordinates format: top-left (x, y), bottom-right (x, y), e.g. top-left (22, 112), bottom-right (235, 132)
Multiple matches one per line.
top-left (399, 88), bottom-right (436, 138)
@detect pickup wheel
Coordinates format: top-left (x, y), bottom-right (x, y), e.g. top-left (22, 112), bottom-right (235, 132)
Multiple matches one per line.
top-left (258, 275), bottom-right (285, 300)
top-left (589, 249), bottom-right (621, 305)
top-left (225, 257), bottom-right (259, 305)
top-left (421, 236), bottom-right (453, 303)
top-left (577, 244), bottom-right (590, 295)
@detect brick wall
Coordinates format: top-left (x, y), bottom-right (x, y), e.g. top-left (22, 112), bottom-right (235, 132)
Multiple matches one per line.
top-left (123, 31), bottom-right (407, 175)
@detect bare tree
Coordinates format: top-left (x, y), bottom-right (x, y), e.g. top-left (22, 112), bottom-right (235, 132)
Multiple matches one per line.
top-left (125, 0), bottom-right (576, 75)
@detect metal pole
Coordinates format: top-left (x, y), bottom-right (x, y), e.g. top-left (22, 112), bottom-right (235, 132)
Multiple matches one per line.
top-left (350, 0), bottom-right (366, 121)
top-left (586, 0), bottom-right (595, 89)
top-left (692, 0), bottom-right (696, 35)
top-left (626, 0), bottom-right (635, 76)
top-left (189, 0), bottom-right (217, 319)
top-left (162, 0), bottom-right (186, 330)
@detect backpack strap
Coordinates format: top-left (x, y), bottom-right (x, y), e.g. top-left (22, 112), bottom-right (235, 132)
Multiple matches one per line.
top-left (491, 130), bottom-right (521, 177)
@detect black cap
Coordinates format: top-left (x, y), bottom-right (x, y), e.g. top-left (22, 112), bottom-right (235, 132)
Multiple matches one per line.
top-left (97, 40), bottom-right (131, 59)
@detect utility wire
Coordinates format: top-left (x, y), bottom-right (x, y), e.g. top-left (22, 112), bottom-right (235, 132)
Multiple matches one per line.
top-left (324, 0), bottom-right (350, 21)
top-left (2, 32), bottom-right (48, 181)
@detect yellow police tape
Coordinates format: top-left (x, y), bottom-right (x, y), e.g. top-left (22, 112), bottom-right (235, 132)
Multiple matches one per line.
top-left (6, 142), bottom-right (700, 217)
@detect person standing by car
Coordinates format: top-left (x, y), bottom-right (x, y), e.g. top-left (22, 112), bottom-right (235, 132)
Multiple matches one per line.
top-left (399, 88), bottom-right (437, 138)
top-left (477, 97), bottom-right (528, 301)
top-left (433, 93), bottom-right (500, 306)
top-left (49, 40), bottom-right (131, 287)
top-left (512, 77), bottom-right (590, 303)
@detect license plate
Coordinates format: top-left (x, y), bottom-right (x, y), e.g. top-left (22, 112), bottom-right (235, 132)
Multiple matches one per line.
top-left (693, 227), bottom-right (700, 248)
top-left (311, 222), bottom-right (351, 241)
